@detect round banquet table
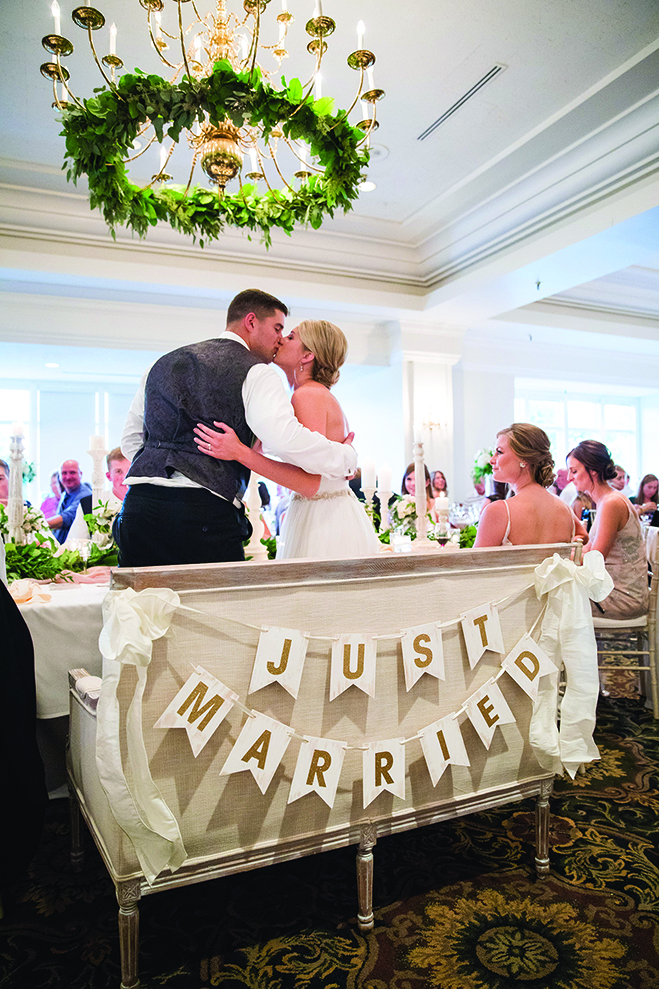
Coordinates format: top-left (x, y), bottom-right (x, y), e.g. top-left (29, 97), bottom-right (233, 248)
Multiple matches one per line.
top-left (18, 581), bottom-right (108, 792)
top-left (18, 582), bottom-right (108, 719)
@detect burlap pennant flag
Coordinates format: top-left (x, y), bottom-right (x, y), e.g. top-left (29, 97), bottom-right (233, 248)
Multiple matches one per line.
top-left (330, 634), bottom-right (377, 700)
top-left (219, 711), bottom-right (292, 794)
top-left (363, 738), bottom-right (406, 808)
top-left (287, 736), bottom-right (347, 808)
top-left (248, 626), bottom-right (309, 698)
top-left (154, 666), bottom-right (238, 757)
top-left (501, 633), bottom-right (558, 701)
top-left (419, 713), bottom-right (470, 786)
top-left (464, 678), bottom-right (516, 749)
top-left (460, 602), bottom-right (505, 670)
top-left (401, 622), bottom-right (445, 691)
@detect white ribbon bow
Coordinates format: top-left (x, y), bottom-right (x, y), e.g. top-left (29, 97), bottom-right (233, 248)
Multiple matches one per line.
top-left (96, 587), bottom-right (187, 884)
top-left (529, 551), bottom-right (613, 778)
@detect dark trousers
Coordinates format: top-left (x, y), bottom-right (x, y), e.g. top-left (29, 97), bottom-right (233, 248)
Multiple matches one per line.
top-left (113, 484), bottom-right (252, 567)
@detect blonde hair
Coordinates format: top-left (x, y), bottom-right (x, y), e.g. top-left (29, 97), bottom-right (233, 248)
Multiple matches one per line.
top-left (297, 319), bottom-right (348, 388)
top-left (498, 423), bottom-right (555, 488)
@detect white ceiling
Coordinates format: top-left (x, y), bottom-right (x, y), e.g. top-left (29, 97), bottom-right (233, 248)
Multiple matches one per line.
top-left (1, 0), bottom-right (659, 361)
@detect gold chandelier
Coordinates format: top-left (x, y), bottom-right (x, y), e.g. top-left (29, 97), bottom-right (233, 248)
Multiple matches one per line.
top-left (39, 0), bottom-right (385, 233)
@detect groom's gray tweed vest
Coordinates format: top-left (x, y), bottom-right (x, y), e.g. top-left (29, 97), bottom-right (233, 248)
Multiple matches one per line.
top-left (127, 339), bottom-right (263, 502)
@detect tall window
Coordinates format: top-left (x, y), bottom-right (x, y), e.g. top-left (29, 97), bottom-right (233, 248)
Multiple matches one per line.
top-left (514, 382), bottom-right (639, 480)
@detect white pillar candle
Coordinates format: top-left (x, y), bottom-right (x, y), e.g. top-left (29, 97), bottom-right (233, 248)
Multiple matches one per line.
top-left (362, 460), bottom-right (376, 489)
top-left (51, 1), bottom-right (61, 36)
top-left (89, 434), bottom-right (105, 451)
top-left (378, 464), bottom-right (391, 491)
top-left (11, 421), bottom-right (24, 438)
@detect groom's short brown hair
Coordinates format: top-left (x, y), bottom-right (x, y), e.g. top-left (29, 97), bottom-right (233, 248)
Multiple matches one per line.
top-left (227, 289), bottom-right (288, 326)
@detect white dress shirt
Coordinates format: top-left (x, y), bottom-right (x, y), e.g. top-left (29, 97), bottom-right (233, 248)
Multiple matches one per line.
top-left (122, 331), bottom-right (357, 498)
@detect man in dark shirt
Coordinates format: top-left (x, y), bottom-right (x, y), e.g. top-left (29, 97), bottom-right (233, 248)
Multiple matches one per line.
top-left (46, 459), bottom-right (92, 543)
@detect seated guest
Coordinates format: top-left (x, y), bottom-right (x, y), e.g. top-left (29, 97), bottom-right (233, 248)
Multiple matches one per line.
top-left (567, 440), bottom-right (648, 619)
top-left (40, 471), bottom-right (63, 517)
top-left (474, 423), bottom-right (588, 548)
top-left (610, 464), bottom-right (632, 497)
top-left (106, 448), bottom-right (130, 508)
top-left (0, 458), bottom-right (8, 506)
top-left (431, 470), bottom-right (448, 499)
top-left (45, 459), bottom-right (92, 543)
top-left (0, 459), bottom-right (31, 510)
top-left (463, 478), bottom-right (489, 513)
top-left (571, 489), bottom-right (596, 520)
top-left (401, 462), bottom-right (435, 517)
top-left (630, 473), bottom-right (658, 517)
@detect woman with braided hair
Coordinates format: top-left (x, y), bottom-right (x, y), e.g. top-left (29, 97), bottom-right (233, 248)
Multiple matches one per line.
top-left (474, 423), bottom-right (588, 548)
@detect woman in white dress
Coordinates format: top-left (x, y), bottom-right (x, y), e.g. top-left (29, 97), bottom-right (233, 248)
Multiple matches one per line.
top-left (193, 319), bottom-right (381, 561)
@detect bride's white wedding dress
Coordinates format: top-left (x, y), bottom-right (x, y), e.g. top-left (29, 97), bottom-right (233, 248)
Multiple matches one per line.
top-left (276, 475), bottom-right (381, 560)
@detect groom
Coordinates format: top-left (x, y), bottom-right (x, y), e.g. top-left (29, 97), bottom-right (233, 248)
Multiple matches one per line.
top-left (114, 288), bottom-right (356, 567)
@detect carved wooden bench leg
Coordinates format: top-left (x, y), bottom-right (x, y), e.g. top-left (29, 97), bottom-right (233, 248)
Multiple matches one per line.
top-left (68, 785), bottom-right (85, 873)
top-left (117, 879), bottom-right (141, 989)
top-left (534, 777), bottom-right (553, 879)
top-left (356, 822), bottom-right (377, 931)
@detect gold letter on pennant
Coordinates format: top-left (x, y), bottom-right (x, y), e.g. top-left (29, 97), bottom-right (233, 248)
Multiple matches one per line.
top-left (413, 633), bottom-right (433, 668)
top-left (436, 729), bottom-right (450, 760)
top-left (306, 749), bottom-right (331, 788)
top-left (267, 638), bottom-right (292, 676)
top-left (375, 750), bottom-right (394, 786)
top-left (241, 729), bottom-right (271, 770)
top-left (177, 682), bottom-right (225, 731)
top-left (343, 642), bottom-right (365, 680)
top-left (473, 614), bottom-right (489, 647)
top-left (515, 650), bottom-right (540, 681)
top-left (477, 695), bottom-right (499, 727)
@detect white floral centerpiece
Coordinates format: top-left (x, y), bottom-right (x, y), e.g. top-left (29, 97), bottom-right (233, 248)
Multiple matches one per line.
top-left (389, 495), bottom-right (434, 539)
top-left (84, 500), bottom-right (119, 549)
top-left (0, 503), bottom-right (49, 541)
top-left (472, 448), bottom-right (494, 483)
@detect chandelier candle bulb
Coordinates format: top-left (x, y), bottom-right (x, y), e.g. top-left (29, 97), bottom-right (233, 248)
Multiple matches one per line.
top-left (109, 23), bottom-right (117, 57)
top-left (357, 20), bottom-right (365, 48)
top-left (367, 67), bottom-right (375, 90)
top-left (160, 146), bottom-right (167, 172)
top-left (315, 74), bottom-right (322, 99)
top-left (154, 12), bottom-right (162, 41)
top-left (279, 19), bottom-right (285, 44)
top-left (249, 148), bottom-right (258, 172)
top-left (282, 0), bottom-right (287, 10)
top-left (51, 1), bottom-right (61, 36)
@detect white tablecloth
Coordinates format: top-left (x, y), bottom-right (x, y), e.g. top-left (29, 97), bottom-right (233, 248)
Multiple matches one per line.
top-left (19, 582), bottom-right (108, 719)
top-left (645, 525), bottom-right (658, 565)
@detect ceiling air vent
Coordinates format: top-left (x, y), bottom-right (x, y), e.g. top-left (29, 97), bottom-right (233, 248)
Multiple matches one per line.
top-left (417, 63), bottom-right (507, 141)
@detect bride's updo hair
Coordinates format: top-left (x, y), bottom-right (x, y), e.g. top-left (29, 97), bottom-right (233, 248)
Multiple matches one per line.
top-left (297, 319), bottom-right (348, 388)
top-left (498, 423), bottom-right (555, 488)
top-left (568, 440), bottom-right (617, 483)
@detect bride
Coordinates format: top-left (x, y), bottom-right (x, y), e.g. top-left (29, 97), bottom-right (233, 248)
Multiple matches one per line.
top-left (193, 319), bottom-right (381, 560)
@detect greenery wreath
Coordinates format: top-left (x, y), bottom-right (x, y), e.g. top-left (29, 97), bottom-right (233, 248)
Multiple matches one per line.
top-left (60, 60), bottom-right (369, 248)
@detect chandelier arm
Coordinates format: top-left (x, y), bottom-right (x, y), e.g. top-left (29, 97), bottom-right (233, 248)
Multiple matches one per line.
top-left (123, 133), bottom-right (158, 163)
top-left (283, 137), bottom-right (323, 174)
top-left (176, 1), bottom-right (193, 80)
top-left (191, 2), bottom-right (204, 23)
top-left (328, 69), bottom-right (364, 133)
top-left (54, 54), bottom-right (85, 109)
top-left (268, 146), bottom-right (295, 194)
top-left (249, 6), bottom-right (260, 76)
top-left (86, 25), bottom-right (116, 93)
top-left (147, 15), bottom-right (180, 71)
top-left (184, 150), bottom-right (200, 196)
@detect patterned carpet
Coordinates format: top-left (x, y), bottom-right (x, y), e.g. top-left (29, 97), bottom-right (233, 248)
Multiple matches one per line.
top-left (2, 679), bottom-right (659, 988)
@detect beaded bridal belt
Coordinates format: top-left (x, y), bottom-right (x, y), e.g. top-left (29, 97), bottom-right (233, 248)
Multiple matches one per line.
top-left (292, 488), bottom-right (356, 502)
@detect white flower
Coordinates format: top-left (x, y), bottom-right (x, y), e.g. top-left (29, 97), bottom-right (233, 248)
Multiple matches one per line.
top-left (397, 496), bottom-right (415, 518)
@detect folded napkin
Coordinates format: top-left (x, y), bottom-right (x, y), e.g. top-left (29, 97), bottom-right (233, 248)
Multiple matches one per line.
top-left (10, 579), bottom-right (52, 604)
top-left (74, 674), bottom-right (103, 713)
top-left (66, 503), bottom-right (91, 543)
